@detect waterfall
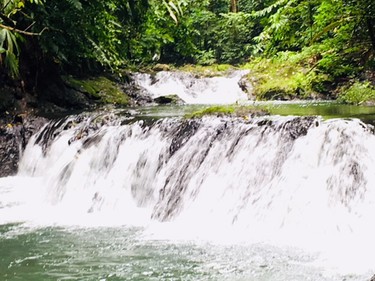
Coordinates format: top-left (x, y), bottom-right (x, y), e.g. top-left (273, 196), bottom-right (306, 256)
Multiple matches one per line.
top-left (3, 112), bottom-right (374, 229)
top-left (2, 111), bottom-right (375, 274)
top-left (132, 70), bottom-right (250, 104)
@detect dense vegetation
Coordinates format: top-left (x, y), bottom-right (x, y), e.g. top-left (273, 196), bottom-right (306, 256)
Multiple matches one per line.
top-left (1, 0), bottom-right (375, 108)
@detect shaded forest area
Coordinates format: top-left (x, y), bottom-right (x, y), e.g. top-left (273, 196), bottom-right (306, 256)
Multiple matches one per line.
top-left (1, 0), bottom-right (375, 115)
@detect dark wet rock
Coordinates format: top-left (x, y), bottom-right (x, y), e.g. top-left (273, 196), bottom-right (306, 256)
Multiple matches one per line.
top-left (0, 87), bottom-right (16, 113)
top-left (0, 116), bottom-right (48, 177)
top-left (154, 94), bottom-right (185, 105)
top-left (255, 116), bottom-right (319, 140)
top-left (280, 116), bottom-right (319, 140)
top-left (34, 110), bottom-right (130, 154)
top-left (123, 84), bottom-right (153, 106)
top-left (168, 119), bottom-right (200, 156)
top-left (238, 75), bottom-right (254, 100)
top-left (120, 77), bottom-right (154, 106)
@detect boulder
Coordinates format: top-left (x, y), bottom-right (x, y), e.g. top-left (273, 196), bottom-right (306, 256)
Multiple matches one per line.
top-left (238, 75), bottom-right (255, 100)
top-left (153, 94), bottom-right (185, 105)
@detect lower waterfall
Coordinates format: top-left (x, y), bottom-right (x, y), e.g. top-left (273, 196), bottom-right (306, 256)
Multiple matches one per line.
top-left (1, 111), bottom-right (375, 279)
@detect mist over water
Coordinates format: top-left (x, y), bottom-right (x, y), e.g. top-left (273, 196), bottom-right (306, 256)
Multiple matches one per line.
top-left (1, 110), bottom-right (375, 280)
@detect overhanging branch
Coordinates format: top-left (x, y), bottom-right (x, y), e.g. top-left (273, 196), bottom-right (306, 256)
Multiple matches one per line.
top-left (0, 23), bottom-right (47, 36)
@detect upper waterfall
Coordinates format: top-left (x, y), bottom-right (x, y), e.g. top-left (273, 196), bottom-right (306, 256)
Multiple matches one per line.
top-left (132, 70), bottom-right (251, 104)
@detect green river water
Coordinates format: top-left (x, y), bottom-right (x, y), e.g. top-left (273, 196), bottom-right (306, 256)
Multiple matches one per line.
top-left (0, 224), bottom-right (365, 281)
top-left (133, 101), bottom-right (375, 124)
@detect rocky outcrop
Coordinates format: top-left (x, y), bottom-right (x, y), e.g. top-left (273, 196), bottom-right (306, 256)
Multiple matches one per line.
top-left (0, 116), bottom-right (48, 177)
top-left (120, 80), bottom-right (154, 106)
top-left (238, 75), bottom-right (255, 100)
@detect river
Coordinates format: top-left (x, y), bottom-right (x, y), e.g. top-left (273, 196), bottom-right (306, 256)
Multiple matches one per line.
top-left (0, 71), bottom-right (374, 280)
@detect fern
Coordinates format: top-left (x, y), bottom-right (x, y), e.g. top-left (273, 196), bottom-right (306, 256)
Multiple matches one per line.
top-left (162, 0), bottom-right (185, 24)
top-left (253, 0), bottom-right (289, 18)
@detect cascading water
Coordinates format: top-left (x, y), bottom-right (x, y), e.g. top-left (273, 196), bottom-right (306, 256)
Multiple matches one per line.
top-left (1, 111), bottom-right (375, 280)
top-left (132, 70), bottom-right (250, 104)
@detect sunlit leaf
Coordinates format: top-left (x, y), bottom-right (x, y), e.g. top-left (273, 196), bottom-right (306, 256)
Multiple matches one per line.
top-left (168, 1), bottom-right (181, 16)
top-left (163, 1), bottom-right (178, 24)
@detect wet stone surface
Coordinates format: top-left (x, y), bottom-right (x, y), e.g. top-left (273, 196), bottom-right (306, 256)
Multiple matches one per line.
top-left (0, 117), bottom-right (47, 177)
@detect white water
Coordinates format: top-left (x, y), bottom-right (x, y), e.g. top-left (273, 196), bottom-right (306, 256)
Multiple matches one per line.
top-left (133, 70), bottom-right (250, 104)
top-left (1, 114), bottom-right (375, 277)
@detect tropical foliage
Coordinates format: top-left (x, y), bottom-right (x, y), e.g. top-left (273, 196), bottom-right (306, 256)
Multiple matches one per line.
top-left (1, 0), bottom-right (375, 98)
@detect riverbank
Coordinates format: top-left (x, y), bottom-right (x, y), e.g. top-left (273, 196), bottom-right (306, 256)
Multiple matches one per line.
top-left (2, 55), bottom-right (359, 138)
top-left (241, 55), bottom-right (375, 105)
top-left (2, 59), bottom-right (375, 124)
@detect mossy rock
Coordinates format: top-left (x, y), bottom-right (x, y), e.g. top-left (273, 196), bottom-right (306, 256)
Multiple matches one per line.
top-left (153, 64), bottom-right (171, 72)
top-left (243, 55), bottom-right (331, 101)
top-left (256, 88), bottom-right (295, 101)
top-left (153, 94), bottom-right (185, 105)
top-left (185, 105), bottom-right (269, 119)
top-left (178, 64), bottom-right (234, 77)
top-left (338, 81), bottom-right (375, 105)
top-left (64, 76), bottom-right (130, 106)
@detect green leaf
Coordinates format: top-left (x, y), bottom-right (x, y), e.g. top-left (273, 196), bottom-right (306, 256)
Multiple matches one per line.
top-left (163, 1), bottom-right (178, 24)
top-left (311, 17), bottom-right (353, 43)
top-left (169, 1), bottom-right (181, 16)
top-left (4, 50), bottom-right (19, 78)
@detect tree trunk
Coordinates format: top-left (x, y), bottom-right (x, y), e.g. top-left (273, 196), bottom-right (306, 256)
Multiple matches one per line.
top-left (230, 0), bottom-right (238, 13)
top-left (366, 18), bottom-right (375, 52)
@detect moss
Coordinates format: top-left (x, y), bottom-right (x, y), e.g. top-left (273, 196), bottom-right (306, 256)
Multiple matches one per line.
top-left (242, 53), bottom-right (331, 100)
top-left (64, 76), bottom-right (130, 105)
top-left (178, 64), bottom-right (234, 77)
top-left (338, 81), bottom-right (375, 105)
top-left (186, 106), bottom-right (235, 118)
top-left (185, 105), bottom-right (269, 119)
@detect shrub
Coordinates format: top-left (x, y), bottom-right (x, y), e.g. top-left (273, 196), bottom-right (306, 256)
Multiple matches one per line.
top-left (338, 81), bottom-right (375, 105)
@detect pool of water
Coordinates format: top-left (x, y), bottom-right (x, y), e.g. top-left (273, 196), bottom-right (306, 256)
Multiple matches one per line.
top-left (0, 224), bottom-right (367, 281)
top-left (128, 101), bottom-right (375, 125)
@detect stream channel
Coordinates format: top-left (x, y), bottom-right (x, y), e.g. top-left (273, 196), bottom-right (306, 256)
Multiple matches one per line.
top-left (1, 70), bottom-right (375, 281)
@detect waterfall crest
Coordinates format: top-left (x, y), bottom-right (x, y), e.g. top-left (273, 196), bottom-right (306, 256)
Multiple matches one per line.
top-left (2, 112), bottom-right (372, 234)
